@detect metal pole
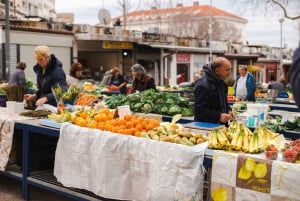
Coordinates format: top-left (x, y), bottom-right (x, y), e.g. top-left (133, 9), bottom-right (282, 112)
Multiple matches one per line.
top-left (4, 0), bottom-right (10, 81)
top-left (209, 0), bottom-right (213, 62)
top-left (279, 17), bottom-right (284, 78)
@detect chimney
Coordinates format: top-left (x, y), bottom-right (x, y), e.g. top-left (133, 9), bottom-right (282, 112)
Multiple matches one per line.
top-left (193, 1), bottom-right (199, 6)
top-left (176, 3), bottom-right (183, 8)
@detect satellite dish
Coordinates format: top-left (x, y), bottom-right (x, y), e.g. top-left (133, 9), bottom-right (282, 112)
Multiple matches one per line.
top-left (98, 9), bottom-right (111, 25)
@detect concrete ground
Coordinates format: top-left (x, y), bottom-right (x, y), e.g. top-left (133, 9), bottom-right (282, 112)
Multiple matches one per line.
top-left (0, 175), bottom-right (74, 201)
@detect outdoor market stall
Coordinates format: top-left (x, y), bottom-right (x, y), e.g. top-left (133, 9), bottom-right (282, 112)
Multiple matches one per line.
top-left (54, 123), bottom-right (207, 201)
top-left (1, 101), bottom-right (300, 201)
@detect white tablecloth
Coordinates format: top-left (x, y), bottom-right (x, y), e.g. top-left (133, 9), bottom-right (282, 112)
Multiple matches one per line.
top-left (54, 123), bottom-right (207, 201)
top-left (0, 107), bottom-right (39, 171)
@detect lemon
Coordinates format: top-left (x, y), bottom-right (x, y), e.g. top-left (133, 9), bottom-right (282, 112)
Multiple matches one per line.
top-left (245, 157), bottom-right (256, 172)
top-left (211, 186), bottom-right (228, 201)
top-left (238, 165), bottom-right (252, 180)
top-left (254, 163), bottom-right (267, 179)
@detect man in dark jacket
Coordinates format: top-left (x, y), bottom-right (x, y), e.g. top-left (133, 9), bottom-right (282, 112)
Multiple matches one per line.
top-left (194, 57), bottom-right (233, 124)
top-left (290, 44), bottom-right (300, 109)
top-left (24, 45), bottom-right (67, 106)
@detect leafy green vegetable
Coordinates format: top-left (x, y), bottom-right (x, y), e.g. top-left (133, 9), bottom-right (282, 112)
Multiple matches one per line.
top-left (141, 103), bottom-right (152, 113)
top-left (168, 105), bottom-right (182, 116)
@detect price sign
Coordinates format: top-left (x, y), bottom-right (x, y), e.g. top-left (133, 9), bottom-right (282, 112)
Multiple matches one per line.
top-left (117, 105), bottom-right (131, 119)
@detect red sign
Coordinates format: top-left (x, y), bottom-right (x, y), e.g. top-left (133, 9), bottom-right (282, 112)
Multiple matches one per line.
top-left (176, 54), bottom-right (190, 63)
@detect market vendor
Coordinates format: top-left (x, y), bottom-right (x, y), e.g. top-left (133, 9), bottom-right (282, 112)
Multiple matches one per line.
top-left (108, 67), bottom-right (128, 94)
top-left (24, 45), bottom-right (67, 107)
top-left (194, 57), bottom-right (234, 125)
top-left (67, 62), bottom-right (83, 86)
top-left (130, 63), bottom-right (156, 93)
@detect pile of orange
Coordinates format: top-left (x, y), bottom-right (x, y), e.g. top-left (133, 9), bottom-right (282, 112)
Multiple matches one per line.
top-left (72, 109), bottom-right (160, 137)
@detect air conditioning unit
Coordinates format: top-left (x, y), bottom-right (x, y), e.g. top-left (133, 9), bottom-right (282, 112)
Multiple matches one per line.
top-left (78, 24), bottom-right (90, 33)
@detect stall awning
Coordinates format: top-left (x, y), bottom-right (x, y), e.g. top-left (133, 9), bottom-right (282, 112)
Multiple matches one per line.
top-left (247, 65), bottom-right (261, 72)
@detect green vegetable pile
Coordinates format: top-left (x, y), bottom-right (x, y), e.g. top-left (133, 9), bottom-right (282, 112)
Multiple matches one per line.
top-left (104, 89), bottom-right (194, 116)
top-left (263, 116), bottom-right (300, 133)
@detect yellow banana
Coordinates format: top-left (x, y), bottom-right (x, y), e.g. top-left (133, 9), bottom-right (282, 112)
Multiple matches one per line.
top-left (208, 132), bottom-right (214, 149)
top-left (212, 130), bottom-right (220, 149)
top-left (48, 113), bottom-right (64, 122)
top-left (242, 126), bottom-right (249, 153)
top-left (230, 125), bottom-right (240, 149)
top-left (248, 134), bottom-right (255, 153)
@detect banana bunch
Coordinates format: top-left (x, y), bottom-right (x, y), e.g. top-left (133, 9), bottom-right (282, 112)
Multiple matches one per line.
top-left (230, 124), bottom-right (252, 152)
top-left (207, 121), bottom-right (285, 154)
top-left (260, 125), bottom-right (279, 143)
top-left (226, 120), bottom-right (239, 141)
top-left (208, 129), bottom-right (230, 149)
top-left (248, 125), bottom-right (280, 153)
top-left (48, 109), bottom-right (72, 123)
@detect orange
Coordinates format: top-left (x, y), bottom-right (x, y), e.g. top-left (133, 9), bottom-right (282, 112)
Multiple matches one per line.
top-left (146, 124), bottom-right (153, 131)
top-left (79, 111), bottom-right (88, 119)
top-left (88, 120), bottom-right (97, 129)
top-left (101, 108), bottom-right (111, 114)
top-left (137, 116), bottom-right (144, 122)
top-left (124, 114), bottom-right (133, 121)
top-left (107, 113), bottom-right (114, 120)
top-left (97, 122), bottom-right (104, 130)
top-left (77, 117), bottom-right (88, 127)
top-left (134, 131), bottom-right (141, 137)
top-left (125, 121), bottom-right (134, 129)
top-left (141, 121), bottom-right (147, 129)
top-left (135, 124), bottom-right (143, 131)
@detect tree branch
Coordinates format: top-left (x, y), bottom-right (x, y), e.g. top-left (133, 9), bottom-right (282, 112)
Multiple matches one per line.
top-left (271, 0), bottom-right (300, 20)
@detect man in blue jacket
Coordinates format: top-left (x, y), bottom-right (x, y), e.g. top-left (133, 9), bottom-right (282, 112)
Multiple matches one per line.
top-left (234, 65), bottom-right (256, 102)
top-left (194, 57), bottom-right (234, 125)
top-left (290, 44), bottom-right (300, 109)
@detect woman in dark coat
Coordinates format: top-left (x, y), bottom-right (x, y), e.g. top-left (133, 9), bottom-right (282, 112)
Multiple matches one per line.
top-left (130, 63), bottom-right (156, 93)
top-left (24, 45), bottom-right (67, 106)
top-left (108, 67), bottom-right (128, 94)
top-left (20, 45), bottom-right (67, 171)
top-left (8, 62), bottom-right (27, 87)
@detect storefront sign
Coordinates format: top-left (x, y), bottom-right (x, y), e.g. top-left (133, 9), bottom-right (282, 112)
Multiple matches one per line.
top-left (176, 54), bottom-right (190, 63)
top-left (103, 41), bottom-right (133, 49)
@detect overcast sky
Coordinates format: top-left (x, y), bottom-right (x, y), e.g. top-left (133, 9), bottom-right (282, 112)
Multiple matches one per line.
top-left (55, 0), bottom-right (299, 50)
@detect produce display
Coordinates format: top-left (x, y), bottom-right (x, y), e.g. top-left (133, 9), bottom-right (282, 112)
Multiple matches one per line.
top-left (208, 120), bottom-right (285, 154)
top-left (20, 110), bottom-right (52, 118)
top-left (263, 116), bottom-right (300, 133)
top-left (141, 122), bottom-right (208, 146)
top-left (48, 109), bottom-right (72, 123)
top-left (74, 93), bottom-right (99, 106)
top-left (46, 107), bottom-right (206, 146)
top-left (104, 89), bottom-right (194, 116)
top-left (52, 84), bottom-right (81, 105)
top-left (264, 144), bottom-right (278, 160)
top-left (281, 139), bottom-right (300, 163)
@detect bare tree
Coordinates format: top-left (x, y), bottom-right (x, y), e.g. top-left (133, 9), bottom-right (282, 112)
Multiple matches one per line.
top-left (233, 0), bottom-right (300, 20)
top-left (114, 0), bottom-right (142, 30)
